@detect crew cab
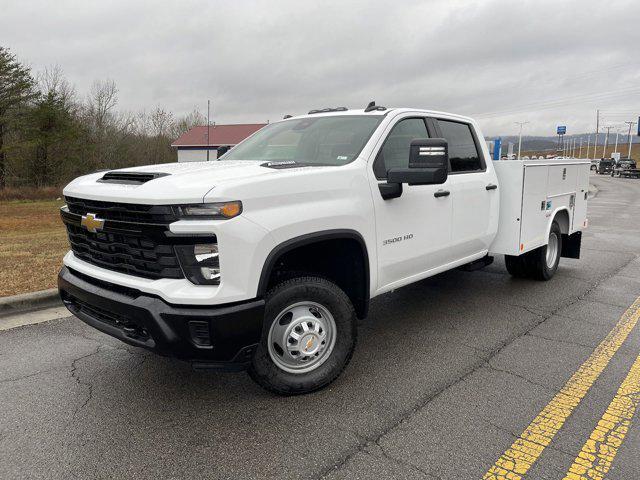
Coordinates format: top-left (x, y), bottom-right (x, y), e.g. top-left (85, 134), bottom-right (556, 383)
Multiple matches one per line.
top-left (58, 104), bottom-right (589, 395)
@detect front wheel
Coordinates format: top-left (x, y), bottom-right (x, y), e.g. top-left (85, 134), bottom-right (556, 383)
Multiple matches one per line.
top-left (248, 276), bottom-right (357, 395)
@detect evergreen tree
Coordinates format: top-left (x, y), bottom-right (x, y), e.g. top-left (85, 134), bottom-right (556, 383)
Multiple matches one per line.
top-left (0, 46), bottom-right (37, 188)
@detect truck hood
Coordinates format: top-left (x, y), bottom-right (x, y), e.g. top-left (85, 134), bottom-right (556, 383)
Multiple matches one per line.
top-left (63, 161), bottom-right (280, 204)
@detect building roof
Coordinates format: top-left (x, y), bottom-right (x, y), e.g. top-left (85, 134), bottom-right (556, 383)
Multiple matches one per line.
top-left (171, 123), bottom-right (267, 148)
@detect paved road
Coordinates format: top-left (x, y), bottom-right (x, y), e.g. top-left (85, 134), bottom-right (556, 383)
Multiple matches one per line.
top-left (2, 175), bottom-right (640, 480)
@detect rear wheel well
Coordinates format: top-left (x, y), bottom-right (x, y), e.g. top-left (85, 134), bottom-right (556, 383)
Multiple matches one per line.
top-left (259, 234), bottom-right (369, 319)
top-left (554, 209), bottom-right (570, 234)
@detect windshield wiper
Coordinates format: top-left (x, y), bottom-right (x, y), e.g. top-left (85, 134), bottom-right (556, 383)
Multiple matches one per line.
top-left (260, 161), bottom-right (334, 169)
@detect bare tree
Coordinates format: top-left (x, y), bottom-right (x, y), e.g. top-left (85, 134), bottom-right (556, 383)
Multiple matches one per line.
top-left (86, 79), bottom-right (118, 132)
top-left (38, 65), bottom-right (76, 107)
top-left (173, 109), bottom-right (206, 138)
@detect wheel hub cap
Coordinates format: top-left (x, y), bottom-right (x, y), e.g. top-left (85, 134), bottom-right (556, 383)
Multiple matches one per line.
top-left (267, 302), bottom-right (336, 374)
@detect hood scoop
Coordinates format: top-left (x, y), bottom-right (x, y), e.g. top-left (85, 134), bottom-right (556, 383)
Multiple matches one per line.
top-left (97, 171), bottom-right (170, 185)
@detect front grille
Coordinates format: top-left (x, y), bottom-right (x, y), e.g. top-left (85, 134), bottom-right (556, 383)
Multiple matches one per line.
top-left (65, 196), bottom-right (178, 223)
top-left (62, 197), bottom-right (186, 279)
top-left (65, 222), bottom-right (183, 279)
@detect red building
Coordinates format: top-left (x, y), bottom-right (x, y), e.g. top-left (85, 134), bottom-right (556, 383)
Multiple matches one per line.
top-left (172, 123), bottom-right (266, 162)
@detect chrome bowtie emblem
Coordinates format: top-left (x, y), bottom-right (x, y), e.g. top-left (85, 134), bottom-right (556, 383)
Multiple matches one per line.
top-left (80, 213), bottom-right (105, 233)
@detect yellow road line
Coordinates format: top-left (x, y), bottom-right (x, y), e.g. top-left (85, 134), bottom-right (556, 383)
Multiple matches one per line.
top-left (563, 351), bottom-right (640, 480)
top-left (484, 297), bottom-right (640, 480)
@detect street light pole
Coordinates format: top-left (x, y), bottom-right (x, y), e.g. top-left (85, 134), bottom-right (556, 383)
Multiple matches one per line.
top-left (614, 130), bottom-right (619, 154)
top-left (586, 135), bottom-right (591, 159)
top-left (625, 121), bottom-right (637, 159)
top-left (515, 121), bottom-right (529, 160)
top-left (602, 126), bottom-right (612, 159)
top-left (579, 138), bottom-right (583, 158)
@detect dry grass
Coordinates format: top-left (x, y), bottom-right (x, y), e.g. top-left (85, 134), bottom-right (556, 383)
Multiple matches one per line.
top-left (0, 186), bottom-right (63, 202)
top-left (0, 199), bottom-right (68, 297)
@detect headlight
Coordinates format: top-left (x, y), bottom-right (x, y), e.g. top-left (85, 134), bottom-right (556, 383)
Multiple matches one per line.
top-left (175, 243), bottom-right (220, 285)
top-left (174, 201), bottom-right (242, 219)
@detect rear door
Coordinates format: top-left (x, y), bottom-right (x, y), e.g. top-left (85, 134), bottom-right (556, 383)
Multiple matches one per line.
top-left (369, 114), bottom-right (453, 291)
top-left (435, 119), bottom-right (498, 260)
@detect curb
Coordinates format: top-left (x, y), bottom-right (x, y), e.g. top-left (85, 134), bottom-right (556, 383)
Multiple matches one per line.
top-left (0, 289), bottom-right (62, 317)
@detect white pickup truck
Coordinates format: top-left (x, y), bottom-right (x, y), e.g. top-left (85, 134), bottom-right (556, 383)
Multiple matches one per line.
top-left (58, 104), bottom-right (589, 394)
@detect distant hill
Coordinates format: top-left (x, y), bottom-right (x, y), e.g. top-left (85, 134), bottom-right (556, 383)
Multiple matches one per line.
top-left (486, 134), bottom-right (639, 153)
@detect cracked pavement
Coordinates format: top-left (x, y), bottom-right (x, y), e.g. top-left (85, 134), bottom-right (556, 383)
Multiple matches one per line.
top-left (2, 175), bottom-right (640, 479)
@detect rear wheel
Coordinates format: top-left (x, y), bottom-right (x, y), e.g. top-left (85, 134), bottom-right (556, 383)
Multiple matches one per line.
top-left (505, 254), bottom-right (530, 278)
top-left (527, 221), bottom-right (562, 281)
top-left (248, 276), bottom-right (356, 395)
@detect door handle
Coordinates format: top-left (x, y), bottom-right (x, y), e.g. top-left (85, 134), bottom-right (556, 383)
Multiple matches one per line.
top-left (434, 189), bottom-right (450, 198)
top-left (486, 184), bottom-right (498, 191)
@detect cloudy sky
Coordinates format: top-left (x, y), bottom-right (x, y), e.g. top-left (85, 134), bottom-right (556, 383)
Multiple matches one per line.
top-left (2, 0), bottom-right (639, 136)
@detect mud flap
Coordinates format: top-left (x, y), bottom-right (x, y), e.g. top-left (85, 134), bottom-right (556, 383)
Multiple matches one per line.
top-left (561, 231), bottom-right (582, 259)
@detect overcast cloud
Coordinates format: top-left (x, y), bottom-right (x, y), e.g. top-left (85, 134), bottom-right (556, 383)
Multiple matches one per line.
top-left (2, 0), bottom-right (639, 136)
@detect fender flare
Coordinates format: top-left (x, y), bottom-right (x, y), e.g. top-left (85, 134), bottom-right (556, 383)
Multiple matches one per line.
top-left (256, 229), bottom-right (370, 317)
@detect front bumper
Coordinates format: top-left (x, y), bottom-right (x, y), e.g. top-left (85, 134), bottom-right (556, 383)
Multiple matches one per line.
top-left (58, 266), bottom-right (265, 370)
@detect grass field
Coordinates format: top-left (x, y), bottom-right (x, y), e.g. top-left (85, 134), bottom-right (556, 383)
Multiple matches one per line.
top-left (0, 199), bottom-right (68, 297)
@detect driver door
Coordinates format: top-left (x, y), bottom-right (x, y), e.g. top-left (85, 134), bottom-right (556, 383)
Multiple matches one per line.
top-left (369, 115), bottom-right (453, 292)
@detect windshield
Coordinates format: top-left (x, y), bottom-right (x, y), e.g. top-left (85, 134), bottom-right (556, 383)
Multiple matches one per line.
top-left (222, 115), bottom-right (383, 166)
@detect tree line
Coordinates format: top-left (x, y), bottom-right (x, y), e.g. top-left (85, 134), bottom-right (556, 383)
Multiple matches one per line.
top-left (0, 46), bottom-right (205, 189)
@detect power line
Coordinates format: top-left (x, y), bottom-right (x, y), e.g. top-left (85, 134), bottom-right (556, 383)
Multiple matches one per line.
top-left (474, 86), bottom-right (640, 119)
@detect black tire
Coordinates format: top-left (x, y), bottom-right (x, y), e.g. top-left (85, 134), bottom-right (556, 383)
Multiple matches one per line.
top-left (527, 221), bottom-right (562, 281)
top-left (248, 276), bottom-right (357, 395)
top-left (505, 254), bottom-right (530, 278)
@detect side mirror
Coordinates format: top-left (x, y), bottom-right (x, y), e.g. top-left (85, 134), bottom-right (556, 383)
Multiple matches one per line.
top-left (380, 138), bottom-right (449, 200)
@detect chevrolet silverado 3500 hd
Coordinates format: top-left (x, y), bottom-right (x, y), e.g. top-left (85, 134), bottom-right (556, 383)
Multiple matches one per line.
top-left (58, 105), bottom-right (589, 394)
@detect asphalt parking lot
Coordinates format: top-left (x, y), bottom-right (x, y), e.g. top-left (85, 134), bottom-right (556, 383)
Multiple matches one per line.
top-left (1, 174), bottom-right (640, 480)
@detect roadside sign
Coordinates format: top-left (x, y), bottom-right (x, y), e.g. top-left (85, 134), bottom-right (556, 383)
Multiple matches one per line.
top-left (557, 126), bottom-right (567, 135)
top-left (493, 138), bottom-right (502, 160)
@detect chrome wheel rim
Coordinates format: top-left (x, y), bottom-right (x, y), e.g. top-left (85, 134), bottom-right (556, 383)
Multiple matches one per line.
top-left (267, 301), bottom-right (336, 374)
top-left (546, 232), bottom-right (559, 269)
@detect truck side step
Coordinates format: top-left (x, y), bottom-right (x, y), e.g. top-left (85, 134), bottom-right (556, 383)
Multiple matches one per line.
top-left (457, 255), bottom-right (494, 272)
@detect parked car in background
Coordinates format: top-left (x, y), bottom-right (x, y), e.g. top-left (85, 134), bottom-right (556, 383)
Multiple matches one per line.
top-left (612, 158), bottom-right (640, 178)
top-left (597, 158), bottom-right (615, 175)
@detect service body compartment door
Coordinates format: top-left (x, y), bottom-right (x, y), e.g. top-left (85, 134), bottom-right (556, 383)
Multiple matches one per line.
top-left (489, 161), bottom-right (524, 256)
top-left (572, 164), bottom-right (590, 232)
top-left (520, 165), bottom-right (550, 252)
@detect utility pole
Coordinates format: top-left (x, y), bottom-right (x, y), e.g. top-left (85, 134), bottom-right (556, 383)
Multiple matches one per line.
top-left (602, 126), bottom-right (612, 159)
top-left (515, 121), bottom-right (529, 160)
top-left (579, 137), bottom-right (583, 158)
top-left (625, 121), bottom-right (637, 159)
top-left (206, 100), bottom-right (211, 162)
top-left (586, 135), bottom-right (591, 159)
top-left (614, 130), bottom-right (619, 154)
top-left (573, 138), bottom-right (577, 157)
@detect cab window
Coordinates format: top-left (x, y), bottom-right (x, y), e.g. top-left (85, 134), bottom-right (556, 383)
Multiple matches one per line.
top-left (436, 120), bottom-right (483, 173)
top-left (374, 118), bottom-right (429, 179)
